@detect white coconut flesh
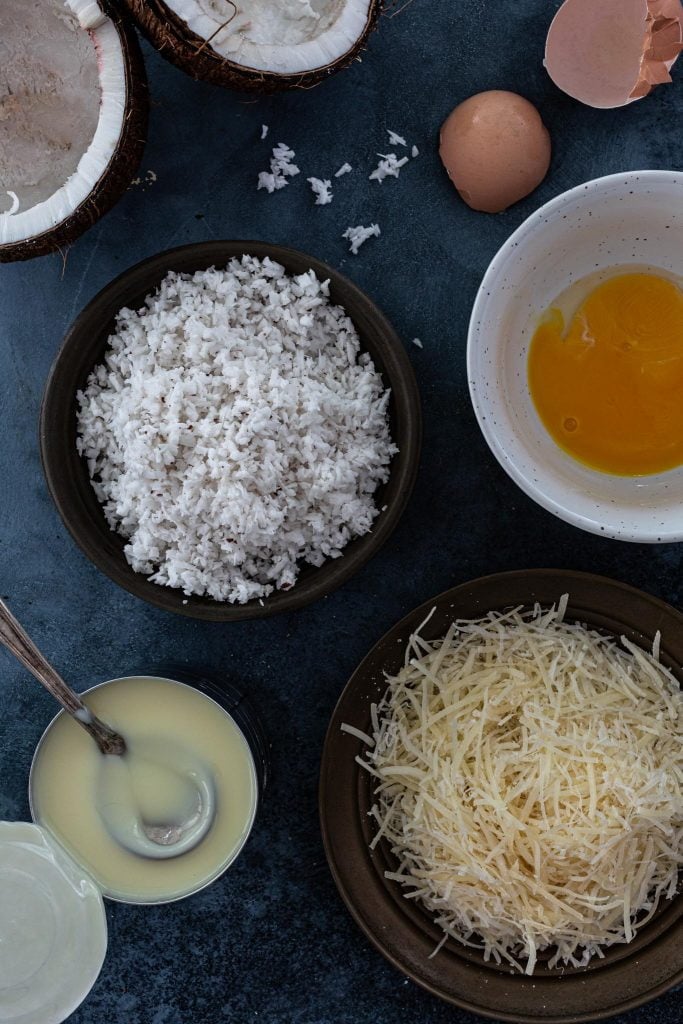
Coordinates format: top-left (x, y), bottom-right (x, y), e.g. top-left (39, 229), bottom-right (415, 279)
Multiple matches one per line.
top-left (163, 0), bottom-right (374, 74)
top-left (0, 0), bottom-right (127, 246)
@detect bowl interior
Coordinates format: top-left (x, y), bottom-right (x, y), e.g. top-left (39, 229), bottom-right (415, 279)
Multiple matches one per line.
top-left (468, 171), bottom-right (683, 542)
top-left (320, 569), bottom-right (683, 1023)
top-left (40, 241), bottom-right (421, 620)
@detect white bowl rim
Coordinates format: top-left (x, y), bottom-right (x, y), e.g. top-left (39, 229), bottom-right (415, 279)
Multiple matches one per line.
top-left (467, 169), bottom-right (683, 544)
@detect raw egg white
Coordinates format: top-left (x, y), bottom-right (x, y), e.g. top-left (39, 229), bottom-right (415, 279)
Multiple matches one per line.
top-left (528, 272), bottom-right (683, 475)
top-left (439, 91), bottom-right (551, 214)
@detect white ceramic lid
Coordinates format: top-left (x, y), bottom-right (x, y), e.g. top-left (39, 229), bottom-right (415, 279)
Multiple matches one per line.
top-left (0, 821), bottom-right (107, 1024)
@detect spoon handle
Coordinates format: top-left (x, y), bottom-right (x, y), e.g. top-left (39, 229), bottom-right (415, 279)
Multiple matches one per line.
top-left (0, 599), bottom-right (126, 756)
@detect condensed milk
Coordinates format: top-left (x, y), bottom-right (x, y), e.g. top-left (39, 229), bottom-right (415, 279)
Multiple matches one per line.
top-left (30, 675), bottom-right (258, 903)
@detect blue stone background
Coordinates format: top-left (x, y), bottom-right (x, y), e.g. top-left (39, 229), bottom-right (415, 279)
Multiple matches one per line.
top-left (1, 0), bottom-right (682, 1021)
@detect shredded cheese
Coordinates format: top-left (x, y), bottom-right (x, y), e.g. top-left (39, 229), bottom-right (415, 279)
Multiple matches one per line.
top-left (354, 600), bottom-right (683, 974)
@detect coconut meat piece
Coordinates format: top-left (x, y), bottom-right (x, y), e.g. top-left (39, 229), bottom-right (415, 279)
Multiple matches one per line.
top-left (163, 0), bottom-right (374, 74)
top-left (0, 0), bottom-right (127, 246)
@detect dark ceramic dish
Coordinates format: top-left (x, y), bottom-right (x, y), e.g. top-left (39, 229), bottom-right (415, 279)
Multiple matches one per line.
top-left (319, 569), bottom-right (683, 1023)
top-left (40, 241), bottom-right (421, 620)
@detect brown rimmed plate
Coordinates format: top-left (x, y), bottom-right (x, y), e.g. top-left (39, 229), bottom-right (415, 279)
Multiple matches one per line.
top-left (319, 569), bottom-right (683, 1023)
top-left (40, 241), bottom-right (421, 620)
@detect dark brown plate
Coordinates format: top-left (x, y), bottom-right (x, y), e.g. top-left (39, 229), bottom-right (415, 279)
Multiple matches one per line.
top-left (319, 569), bottom-right (683, 1023)
top-left (40, 241), bottom-right (421, 620)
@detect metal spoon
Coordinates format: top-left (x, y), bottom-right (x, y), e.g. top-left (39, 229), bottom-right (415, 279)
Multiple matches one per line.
top-left (0, 599), bottom-right (215, 859)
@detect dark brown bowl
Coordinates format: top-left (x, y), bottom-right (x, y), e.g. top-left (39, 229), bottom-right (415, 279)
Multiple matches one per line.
top-left (40, 241), bottom-right (421, 620)
top-left (319, 569), bottom-right (683, 1023)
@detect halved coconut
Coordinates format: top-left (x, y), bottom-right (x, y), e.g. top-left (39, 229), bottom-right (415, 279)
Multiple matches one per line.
top-left (123, 0), bottom-right (380, 91)
top-left (0, 0), bottom-right (148, 262)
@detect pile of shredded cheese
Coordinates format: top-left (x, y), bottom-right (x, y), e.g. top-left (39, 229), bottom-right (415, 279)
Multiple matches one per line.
top-left (350, 600), bottom-right (683, 973)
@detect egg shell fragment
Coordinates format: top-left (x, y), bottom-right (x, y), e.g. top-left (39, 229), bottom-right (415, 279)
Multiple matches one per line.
top-left (439, 91), bottom-right (551, 214)
top-left (545, 0), bottom-right (683, 109)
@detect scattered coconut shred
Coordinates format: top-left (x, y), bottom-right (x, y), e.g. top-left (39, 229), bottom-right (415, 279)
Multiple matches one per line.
top-left (257, 143), bottom-right (300, 193)
top-left (346, 600), bottom-right (683, 973)
top-left (387, 129), bottom-right (407, 147)
top-left (343, 223), bottom-right (380, 254)
top-left (370, 152), bottom-right (410, 183)
top-left (255, 130), bottom-right (418, 256)
top-left (76, 257), bottom-right (397, 604)
top-left (307, 176), bottom-right (333, 205)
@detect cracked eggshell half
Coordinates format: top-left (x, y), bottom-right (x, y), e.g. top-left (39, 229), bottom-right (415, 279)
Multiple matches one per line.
top-left (0, 0), bottom-right (148, 263)
top-left (121, 0), bottom-right (380, 92)
top-left (545, 0), bottom-right (683, 108)
top-left (439, 92), bottom-right (552, 214)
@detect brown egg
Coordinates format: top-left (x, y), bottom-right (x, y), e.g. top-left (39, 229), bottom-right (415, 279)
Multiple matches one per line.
top-left (439, 91), bottom-right (551, 214)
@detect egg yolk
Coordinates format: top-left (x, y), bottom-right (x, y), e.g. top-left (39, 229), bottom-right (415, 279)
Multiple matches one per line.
top-left (528, 273), bottom-right (683, 476)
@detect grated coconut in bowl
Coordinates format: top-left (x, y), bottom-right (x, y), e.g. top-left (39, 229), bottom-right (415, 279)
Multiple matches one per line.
top-left (76, 256), bottom-right (397, 604)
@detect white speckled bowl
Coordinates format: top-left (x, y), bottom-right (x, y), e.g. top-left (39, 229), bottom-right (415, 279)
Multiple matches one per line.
top-left (468, 170), bottom-right (683, 543)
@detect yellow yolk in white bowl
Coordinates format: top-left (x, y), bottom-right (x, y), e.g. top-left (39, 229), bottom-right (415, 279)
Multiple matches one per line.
top-left (528, 272), bottom-right (683, 476)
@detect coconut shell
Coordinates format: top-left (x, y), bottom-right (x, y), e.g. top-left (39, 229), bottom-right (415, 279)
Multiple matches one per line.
top-left (121, 0), bottom-right (381, 92)
top-left (0, 3), bottom-right (148, 263)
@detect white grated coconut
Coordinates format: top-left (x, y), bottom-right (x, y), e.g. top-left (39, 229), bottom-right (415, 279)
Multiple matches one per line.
top-left (334, 162), bottom-right (353, 177)
top-left (386, 129), bottom-right (406, 147)
top-left (369, 152), bottom-right (409, 183)
top-left (257, 142), bottom-right (300, 193)
top-left (343, 223), bottom-right (380, 254)
top-left (307, 176), bottom-right (333, 205)
top-left (260, 124), bottom-right (269, 140)
top-left (76, 257), bottom-right (397, 604)
top-left (411, 144), bottom-right (419, 158)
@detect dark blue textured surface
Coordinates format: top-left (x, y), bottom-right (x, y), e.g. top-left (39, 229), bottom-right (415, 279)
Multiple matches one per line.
top-left (1, 1), bottom-right (682, 1021)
